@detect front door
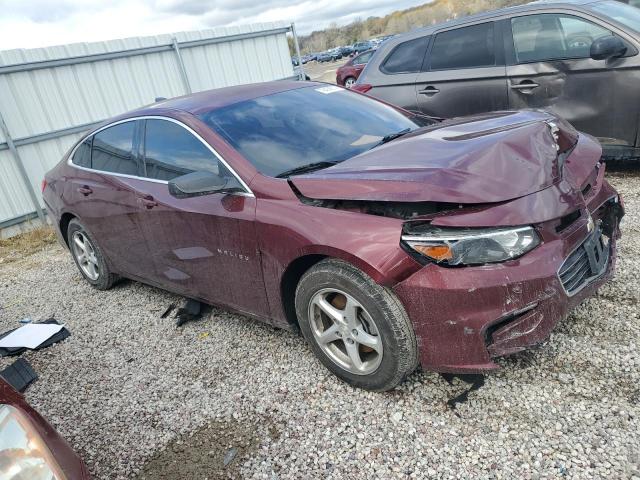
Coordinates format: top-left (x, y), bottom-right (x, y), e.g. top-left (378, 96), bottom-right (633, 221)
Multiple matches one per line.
top-left (505, 12), bottom-right (640, 151)
top-left (415, 21), bottom-right (509, 118)
top-left (133, 118), bottom-right (269, 317)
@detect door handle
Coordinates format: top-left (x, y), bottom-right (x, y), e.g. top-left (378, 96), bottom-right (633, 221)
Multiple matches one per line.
top-left (419, 86), bottom-right (440, 96)
top-left (77, 186), bottom-right (93, 196)
top-left (139, 195), bottom-right (158, 209)
top-left (511, 81), bottom-right (539, 91)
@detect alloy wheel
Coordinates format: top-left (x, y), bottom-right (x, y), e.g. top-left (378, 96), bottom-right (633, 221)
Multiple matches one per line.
top-left (71, 231), bottom-right (100, 280)
top-left (345, 78), bottom-right (356, 88)
top-left (308, 288), bottom-right (383, 375)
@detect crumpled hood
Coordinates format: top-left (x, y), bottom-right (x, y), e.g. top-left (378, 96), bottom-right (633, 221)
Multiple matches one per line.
top-left (290, 110), bottom-right (566, 204)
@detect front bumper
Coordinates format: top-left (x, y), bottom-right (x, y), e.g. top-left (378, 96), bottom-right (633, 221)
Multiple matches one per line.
top-left (393, 181), bottom-right (623, 374)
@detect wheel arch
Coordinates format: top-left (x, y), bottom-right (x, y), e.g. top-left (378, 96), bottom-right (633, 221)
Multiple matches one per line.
top-left (59, 211), bottom-right (77, 248)
top-left (279, 246), bottom-right (387, 330)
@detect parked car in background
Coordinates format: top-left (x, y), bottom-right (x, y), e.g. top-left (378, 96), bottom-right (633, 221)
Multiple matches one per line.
top-left (337, 50), bottom-right (375, 87)
top-left (1, 378), bottom-right (90, 479)
top-left (328, 48), bottom-right (343, 60)
top-left (43, 81), bottom-right (622, 391)
top-left (355, 0), bottom-right (640, 161)
top-left (339, 45), bottom-right (354, 56)
top-left (352, 41), bottom-right (373, 53)
top-left (316, 52), bottom-right (333, 62)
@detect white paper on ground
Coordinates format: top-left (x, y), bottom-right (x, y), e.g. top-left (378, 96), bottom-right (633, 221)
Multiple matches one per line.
top-left (0, 323), bottom-right (65, 349)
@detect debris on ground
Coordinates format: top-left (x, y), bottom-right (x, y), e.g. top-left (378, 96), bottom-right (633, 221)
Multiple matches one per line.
top-left (223, 447), bottom-right (238, 466)
top-left (160, 303), bottom-right (175, 319)
top-left (0, 358), bottom-right (38, 392)
top-left (175, 299), bottom-right (207, 327)
top-left (0, 318), bottom-right (70, 357)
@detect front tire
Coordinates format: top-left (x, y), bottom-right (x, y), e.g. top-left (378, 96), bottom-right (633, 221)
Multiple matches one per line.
top-left (295, 259), bottom-right (418, 391)
top-left (67, 219), bottom-right (118, 290)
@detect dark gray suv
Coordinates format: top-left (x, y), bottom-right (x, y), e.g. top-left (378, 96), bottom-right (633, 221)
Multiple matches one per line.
top-left (355, 0), bottom-right (640, 160)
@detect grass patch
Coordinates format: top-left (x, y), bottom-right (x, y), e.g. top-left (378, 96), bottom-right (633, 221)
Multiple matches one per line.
top-left (0, 227), bottom-right (58, 264)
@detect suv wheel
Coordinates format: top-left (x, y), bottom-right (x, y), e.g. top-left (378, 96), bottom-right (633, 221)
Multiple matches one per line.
top-left (295, 259), bottom-right (418, 391)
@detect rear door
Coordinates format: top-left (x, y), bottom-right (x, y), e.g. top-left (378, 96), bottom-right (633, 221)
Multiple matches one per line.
top-left (505, 12), bottom-right (640, 150)
top-left (67, 120), bottom-right (152, 277)
top-left (134, 117), bottom-right (269, 316)
top-left (415, 21), bottom-right (509, 118)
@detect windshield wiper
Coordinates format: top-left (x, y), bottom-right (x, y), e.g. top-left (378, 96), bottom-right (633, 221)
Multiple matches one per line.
top-left (275, 161), bottom-right (338, 178)
top-left (369, 127), bottom-right (413, 150)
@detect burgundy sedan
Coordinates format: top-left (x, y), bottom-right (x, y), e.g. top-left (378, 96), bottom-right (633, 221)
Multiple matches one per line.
top-left (0, 378), bottom-right (89, 479)
top-left (43, 81), bottom-right (623, 391)
top-left (336, 50), bottom-right (375, 88)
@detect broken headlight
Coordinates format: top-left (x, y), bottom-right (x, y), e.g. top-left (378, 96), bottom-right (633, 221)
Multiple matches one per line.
top-left (401, 225), bottom-right (540, 266)
top-left (0, 404), bottom-right (67, 479)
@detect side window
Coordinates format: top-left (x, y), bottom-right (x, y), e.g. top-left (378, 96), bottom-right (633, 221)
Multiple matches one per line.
top-left (429, 23), bottom-right (496, 70)
top-left (511, 14), bottom-right (613, 63)
top-left (354, 51), bottom-right (373, 65)
top-left (72, 137), bottom-right (92, 168)
top-left (143, 119), bottom-right (228, 181)
top-left (381, 36), bottom-right (429, 74)
top-left (91, 122), bottom-right (138, 175)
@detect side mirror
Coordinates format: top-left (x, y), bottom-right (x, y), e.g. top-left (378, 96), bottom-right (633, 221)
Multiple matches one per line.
top-left (590, 36), bottom-right (627, 61)
top-left (168, 171), bottom-right (229, 198)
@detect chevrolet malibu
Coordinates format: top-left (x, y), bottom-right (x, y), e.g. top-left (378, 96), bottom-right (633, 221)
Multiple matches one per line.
top-left (43, 81), bottom-right (623, 391)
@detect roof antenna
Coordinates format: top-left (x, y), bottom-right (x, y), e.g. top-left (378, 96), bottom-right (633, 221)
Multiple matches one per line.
top-left (155, 96), bottom-right (167, 102)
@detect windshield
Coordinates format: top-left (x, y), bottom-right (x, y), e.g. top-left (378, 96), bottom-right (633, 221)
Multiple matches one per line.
top-left (589, 1), bottom-right (640, 33)
top-left (199, 85), bottom-right (424, 177)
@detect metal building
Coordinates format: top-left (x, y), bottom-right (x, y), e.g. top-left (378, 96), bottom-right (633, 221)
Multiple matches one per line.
top-left (0, 22), bottom-right (302, 236)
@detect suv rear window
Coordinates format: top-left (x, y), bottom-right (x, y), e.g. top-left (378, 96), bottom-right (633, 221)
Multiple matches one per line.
top-left (429, 22), bottom-right (496, 70)
top-left (382, 36), bottom-right (429, 73)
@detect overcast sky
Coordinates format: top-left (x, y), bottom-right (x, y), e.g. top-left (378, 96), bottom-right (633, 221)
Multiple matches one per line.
top-left (0, 0), bottom-right (429, 50)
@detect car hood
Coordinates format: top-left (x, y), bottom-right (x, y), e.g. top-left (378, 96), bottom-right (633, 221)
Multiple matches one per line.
top-left (290, 110), bottom-right (567, 204)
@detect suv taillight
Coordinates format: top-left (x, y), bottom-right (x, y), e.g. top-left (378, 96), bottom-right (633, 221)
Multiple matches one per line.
top-left (41, 179), bottom-right (47, 193)
top-left (351, 84), bottom-right (372, 94)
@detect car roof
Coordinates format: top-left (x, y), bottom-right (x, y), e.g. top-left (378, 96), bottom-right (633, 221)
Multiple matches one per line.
top-left (129, 80), bottom-right (319, 117)
top-left (395, 0), bottom-right (600, 36)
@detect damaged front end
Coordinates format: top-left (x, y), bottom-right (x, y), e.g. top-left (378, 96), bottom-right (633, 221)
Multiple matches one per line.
top-left (285, 110), bottom-right (624, 373)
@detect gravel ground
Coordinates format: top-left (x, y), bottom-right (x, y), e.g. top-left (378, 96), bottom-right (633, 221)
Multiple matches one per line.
top-left (1, 170), bottom-right (639, 479)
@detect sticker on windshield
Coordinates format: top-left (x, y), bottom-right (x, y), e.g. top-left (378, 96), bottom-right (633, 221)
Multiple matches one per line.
top-left (315, 85), bottom-right (343, 94)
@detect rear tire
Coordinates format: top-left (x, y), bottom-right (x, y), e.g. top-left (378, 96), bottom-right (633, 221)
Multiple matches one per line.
top-left (67, 219), bottom-right (118, 290)
top-left (295, 259), bottom-right (418, 391)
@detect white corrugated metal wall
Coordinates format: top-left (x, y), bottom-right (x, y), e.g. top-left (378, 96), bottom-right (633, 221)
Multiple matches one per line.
top-left (0, 22), bottom-right (298, 231)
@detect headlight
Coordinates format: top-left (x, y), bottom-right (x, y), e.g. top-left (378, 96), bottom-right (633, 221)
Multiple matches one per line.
top-left (0, 404), bottom-right (67, 480)
top-left (401, 224), bottom-right (540, 266)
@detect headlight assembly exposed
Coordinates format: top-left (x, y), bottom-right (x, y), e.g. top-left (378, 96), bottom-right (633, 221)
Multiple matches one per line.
top-left (0, 404), bottom-right (67, 480)
top-left (401, 224), bottom-right (540, 266)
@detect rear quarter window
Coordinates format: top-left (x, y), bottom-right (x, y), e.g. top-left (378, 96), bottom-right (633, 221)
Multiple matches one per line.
top-left (72, 137), bottom-right (92, 168)
top-left (381, 36), bottom-right (430, 74)
top-left (91, 121), bottom-right (138, 176)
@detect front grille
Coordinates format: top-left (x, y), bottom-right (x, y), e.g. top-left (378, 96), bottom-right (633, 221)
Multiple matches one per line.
top-left (559, 229), bottom-right (609, 295)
